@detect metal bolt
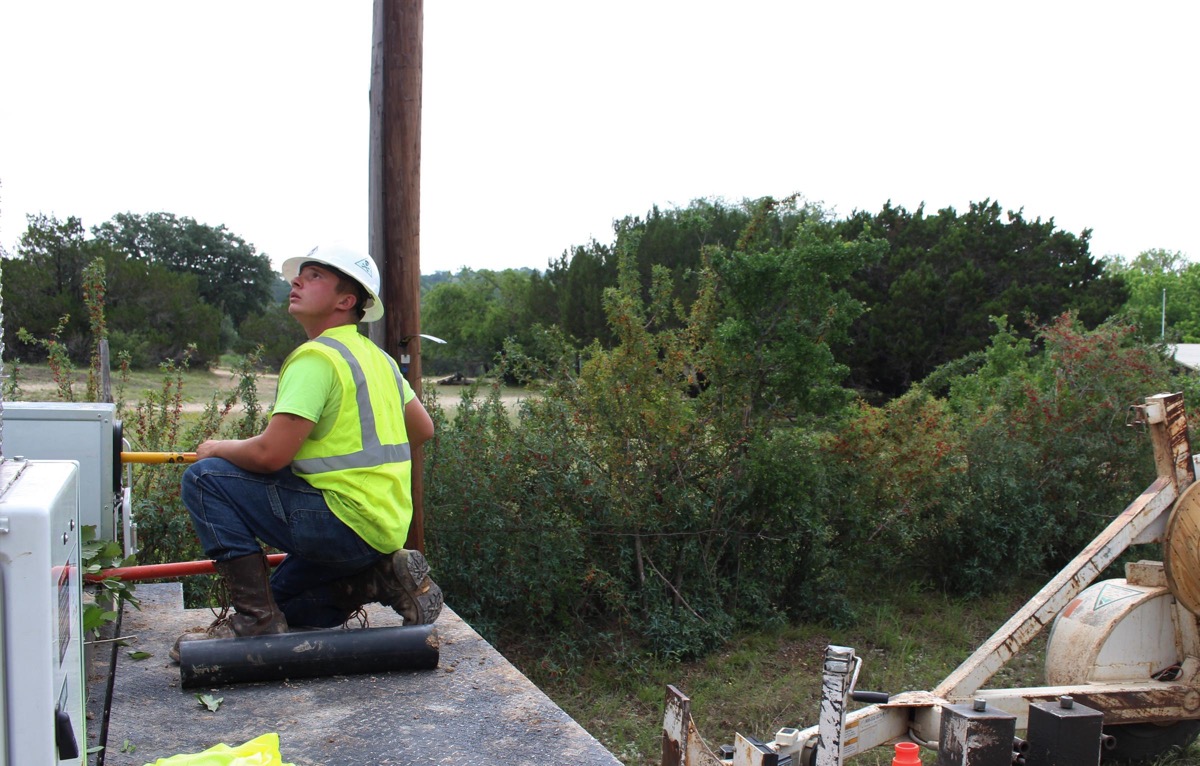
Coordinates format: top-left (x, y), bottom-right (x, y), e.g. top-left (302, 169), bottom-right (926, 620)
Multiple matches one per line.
top-left (973, 698), bottom-right (987, 712)
top-left (1059, 695), bottom-right (1074, 709)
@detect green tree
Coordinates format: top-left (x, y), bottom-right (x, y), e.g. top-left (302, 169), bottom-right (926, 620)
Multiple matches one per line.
top-left (421, 268), bottom-right (537, 375)
top-left (709, 201), bottom-right (885, 419)
top-left (2, 215), bottom-right (113, 360)
top-left (1105, 249), bottom-right (1200, 342)
top-left (2, 214), bottom-right (221, 366)
top-left (834, 200), bottom-right (1128, 400)
top-left (420, 270), bottom-right (456, 294)
top-left (826, 314), bottom-right (1179, 596)
top-left (92, 212), bottom-right (273, 325)
top-left (427, 212), bottom-right (882, 655)
top-left (550, 240), bottom-right (618, 347)
top-left (102, 254), bottom-right (222, 366)
top-left (237, 302), bottom-right (307, 368)
top-left (533, 198), bottom-right (826, 353)
top-left (616, 200), bottom-right (752, 309)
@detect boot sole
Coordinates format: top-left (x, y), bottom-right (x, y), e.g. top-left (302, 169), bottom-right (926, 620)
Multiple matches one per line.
top-left (390, 550), bottom-right (444, 625)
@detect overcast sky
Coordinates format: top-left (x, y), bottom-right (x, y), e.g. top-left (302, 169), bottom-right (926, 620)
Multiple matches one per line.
top-left (1, 2), bottom-right (1197, 276)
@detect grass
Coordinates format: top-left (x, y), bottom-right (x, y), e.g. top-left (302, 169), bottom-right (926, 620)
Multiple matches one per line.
top-left (1, 360), bottom-right (526, 419)
top-left (421, 377), bottom-right (534, 424)
top-left (3, 358), bottom-right (278, 410)
top-left (501, 578), bottom-right (1200, 766)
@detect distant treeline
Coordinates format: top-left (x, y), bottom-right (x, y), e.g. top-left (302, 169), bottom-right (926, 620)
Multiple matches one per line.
top-left (1, 212), bottom-right (304, 369)
top-left (419, 196), bottom-right (1188, 403)
top-left (3, 197), bottom-right (1195, 405)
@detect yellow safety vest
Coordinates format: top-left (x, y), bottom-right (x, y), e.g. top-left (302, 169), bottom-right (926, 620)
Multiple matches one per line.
top-left (281, 327), bottom-right (413, 552)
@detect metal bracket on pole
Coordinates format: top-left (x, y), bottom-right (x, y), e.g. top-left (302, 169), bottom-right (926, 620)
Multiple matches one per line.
top-left (398, 333), bottom-right (446, 374)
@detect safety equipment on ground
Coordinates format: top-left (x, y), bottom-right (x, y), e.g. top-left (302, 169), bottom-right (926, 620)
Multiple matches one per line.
top-left (142, 732), bottom-right (294, 765)
top-left (282, 245), bottom-right (383, 322)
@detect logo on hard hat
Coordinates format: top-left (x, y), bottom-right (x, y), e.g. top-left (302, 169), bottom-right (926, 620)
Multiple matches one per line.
top-left (355, 258), bottom-right (375, 277)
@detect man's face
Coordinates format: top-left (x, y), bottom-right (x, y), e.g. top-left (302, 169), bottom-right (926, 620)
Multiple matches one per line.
top-left (288, 263), bottom-right (354, 320)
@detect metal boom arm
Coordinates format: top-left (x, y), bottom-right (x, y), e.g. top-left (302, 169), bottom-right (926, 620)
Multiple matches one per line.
top-left (663, 392), bottom-right (1196, 766)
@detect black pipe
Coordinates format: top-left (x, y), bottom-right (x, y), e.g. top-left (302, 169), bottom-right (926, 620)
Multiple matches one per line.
top-left (178, 624), bottom-right (439, 688)
top-left (851, 691), bottom-right (890, 704)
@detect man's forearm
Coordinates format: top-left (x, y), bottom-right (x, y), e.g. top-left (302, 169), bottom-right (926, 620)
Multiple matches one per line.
top-left (198, 436), bottom-right (289, 474)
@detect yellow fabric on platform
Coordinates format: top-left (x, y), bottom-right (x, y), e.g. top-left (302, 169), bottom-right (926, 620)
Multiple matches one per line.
top-left (142, 733), bottom-right (294, 766)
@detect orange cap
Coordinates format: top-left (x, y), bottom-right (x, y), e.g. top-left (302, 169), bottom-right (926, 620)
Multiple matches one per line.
top-left (892, 741), bottom-right (921, 765)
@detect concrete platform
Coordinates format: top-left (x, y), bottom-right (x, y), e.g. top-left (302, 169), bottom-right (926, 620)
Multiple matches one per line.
top-left (86, 584), bottom-right (621, 766)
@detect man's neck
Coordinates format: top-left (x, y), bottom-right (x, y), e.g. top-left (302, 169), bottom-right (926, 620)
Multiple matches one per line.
top-left (300, 314), bottom-right (358, 340)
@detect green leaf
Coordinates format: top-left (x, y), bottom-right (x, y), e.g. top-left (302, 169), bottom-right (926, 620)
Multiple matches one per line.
top-left (126, 650), bottom-right (152, 660)
top-left (82, 607), bottom-right (118, 634)
top-left (196, 693), bottom-right (223, 712)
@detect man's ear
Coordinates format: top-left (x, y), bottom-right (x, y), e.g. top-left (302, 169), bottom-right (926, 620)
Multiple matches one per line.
top-left (336, 292), bottom-right (358, 312)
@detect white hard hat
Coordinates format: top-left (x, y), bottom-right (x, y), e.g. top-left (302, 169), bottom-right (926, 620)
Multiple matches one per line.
top-left (282, 245), bottom-right (383, 322)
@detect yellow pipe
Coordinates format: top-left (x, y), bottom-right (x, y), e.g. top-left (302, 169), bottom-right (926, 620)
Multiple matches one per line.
top-left (120, 452), bottom-right (198, 465)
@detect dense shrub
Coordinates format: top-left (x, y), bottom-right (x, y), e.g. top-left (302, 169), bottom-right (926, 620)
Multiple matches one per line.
top-left (738, 426), bottom-right (852, 625)
top-left (940, 315), bottom-right (1179, 587)
top-left (823, 391), bottom-right (971, 579)
top-left (423, 384), bottom-right (597, 640)
top-left (427, 222), bottom-right (878, 658)
top-left (824, 314), bottom-right (1183, 597)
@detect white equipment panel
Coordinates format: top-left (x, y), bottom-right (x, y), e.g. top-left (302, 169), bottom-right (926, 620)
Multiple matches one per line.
top-left (0, 459), bottom-right (84, 765)
top-left (1, 403), bottom-right (118, 541)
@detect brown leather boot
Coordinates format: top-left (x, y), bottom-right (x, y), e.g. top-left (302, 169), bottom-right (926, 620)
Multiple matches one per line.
top-left (333, 549), bottom-right (443, 625)
top-left (170, 553), bottom-right (289, 662)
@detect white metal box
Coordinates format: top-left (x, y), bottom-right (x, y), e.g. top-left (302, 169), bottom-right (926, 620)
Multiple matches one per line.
top-left (0, 459), bottom-right (84, 765)
top-left (1, 403), bottom-right (118, 541)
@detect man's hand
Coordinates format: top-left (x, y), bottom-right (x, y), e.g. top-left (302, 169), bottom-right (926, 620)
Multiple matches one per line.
top-left (195, 439), bottom-right (226, 461)
top-left (195, 413), bottom-right (316, 473)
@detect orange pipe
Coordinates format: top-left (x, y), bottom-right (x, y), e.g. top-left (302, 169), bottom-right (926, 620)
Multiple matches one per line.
top-left (99, 453), bottom-right (281, 581)
top-left (93, 453), bottom-right (282, 581)
top-left (86, 553), bottom-right (287, 583)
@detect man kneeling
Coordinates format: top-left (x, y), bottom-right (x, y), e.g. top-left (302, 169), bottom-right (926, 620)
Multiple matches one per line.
top-left (172, 245), bottom-right (441, 661)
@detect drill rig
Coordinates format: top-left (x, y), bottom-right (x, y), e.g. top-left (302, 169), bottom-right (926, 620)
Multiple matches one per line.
top-left (664, 392), bottom-right (1200, 765)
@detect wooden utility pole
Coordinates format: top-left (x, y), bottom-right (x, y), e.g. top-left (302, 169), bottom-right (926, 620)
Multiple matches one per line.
top-left (369, 0), bottom-right (426, 551)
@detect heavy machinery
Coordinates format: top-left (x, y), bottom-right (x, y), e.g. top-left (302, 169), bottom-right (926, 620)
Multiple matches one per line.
top-left (663, 392), bottom-right (1200, 765)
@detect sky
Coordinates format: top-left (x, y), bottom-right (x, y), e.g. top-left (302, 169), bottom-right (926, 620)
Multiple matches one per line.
top-left (1, 2), bottom-right (1197, 276)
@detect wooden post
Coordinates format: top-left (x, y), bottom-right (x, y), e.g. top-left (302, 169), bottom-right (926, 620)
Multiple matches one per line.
top-left (369, 0), bottom-right (426, 552)
top-left (99, 339), bottom-right (112, 403)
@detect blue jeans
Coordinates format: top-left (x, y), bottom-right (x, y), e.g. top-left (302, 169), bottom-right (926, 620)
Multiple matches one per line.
top-left (181, 457), bottom-right (384, 628)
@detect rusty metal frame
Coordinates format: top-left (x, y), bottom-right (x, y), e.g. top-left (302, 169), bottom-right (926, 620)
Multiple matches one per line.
top-left (663, 685), bottom-right (726, 766)
top-left (663, 393), bottom-right (1199, 766)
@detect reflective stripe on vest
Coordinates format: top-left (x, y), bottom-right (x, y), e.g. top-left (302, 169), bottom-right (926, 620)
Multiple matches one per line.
top-left (291, 336), bottom-right (412, 475)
